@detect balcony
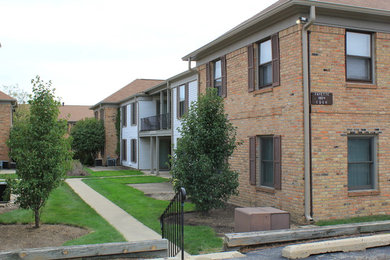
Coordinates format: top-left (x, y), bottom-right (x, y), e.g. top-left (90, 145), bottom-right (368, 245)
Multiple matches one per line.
top-left (140, 113), bottom-right (171, 131)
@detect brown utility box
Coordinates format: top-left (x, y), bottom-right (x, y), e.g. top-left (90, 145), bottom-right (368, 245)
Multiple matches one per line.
top-left (234, 207), bottom-right (290, 232)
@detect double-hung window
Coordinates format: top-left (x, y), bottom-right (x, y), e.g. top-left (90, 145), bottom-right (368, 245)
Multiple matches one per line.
top-left (121, 105), bottom-right (127, 127)
top-left (249, 135), bottom-right (281, 190)
top-left (206, 56), bottom-right (227, 97)
top-left (213, 59), bottom-right (223, 96)
top-left (122, 139), bottom-right (127, 162)
top-left (348, 136), bottom-right (377, 190)
top-left (178, 84), bottom-right (186, 118)
top-left (260, 136), bottom-right (274, 187)
top-left (259, 39), bottom-right (273, 87)
top-left (100, 109), bottom-right (104, 121)
top-left (131, 103), bottom-right (137, 125)
top-left (131, 139), bottom-right (137, 163)
top-left (248, 33), bottom-right (280, 92)
top-left (346, 31), bottom-right (372, 82)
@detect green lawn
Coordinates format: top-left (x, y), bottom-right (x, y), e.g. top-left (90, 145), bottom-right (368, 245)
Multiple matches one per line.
top-left (0, 174), bottom-right (17, 179)
top-left (83, 176), bottom-right (223, 254)
top-left (0, 183), bottom-right (125, 245)
top-left (0, 168), bottom-right (143, 180)
top-left (316, 215), bottom-right (390, 226)
top-left (76, 168), bottom-right (144, 178)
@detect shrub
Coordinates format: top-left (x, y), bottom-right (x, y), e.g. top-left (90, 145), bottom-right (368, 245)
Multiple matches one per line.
top-left (70, 118), bottom-right (105, 166)
top-left (171, 88), bottom-right (239, 213)
top-left (66, 160), bottom-right (90, 177)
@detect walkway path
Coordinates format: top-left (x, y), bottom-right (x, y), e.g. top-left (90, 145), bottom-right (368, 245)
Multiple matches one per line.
top-left (65, 178), bottom-right (161, 242)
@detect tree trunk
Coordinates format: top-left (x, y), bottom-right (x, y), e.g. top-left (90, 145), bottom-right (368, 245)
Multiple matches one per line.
top-left (34, 208), bottom-right (40, 228)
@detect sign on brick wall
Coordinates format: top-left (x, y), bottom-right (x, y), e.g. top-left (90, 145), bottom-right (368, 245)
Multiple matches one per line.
top-left (311, 92), bottom-right (333, 105)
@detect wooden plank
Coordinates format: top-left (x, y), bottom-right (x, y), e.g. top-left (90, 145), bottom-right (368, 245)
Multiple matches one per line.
top-left (0, 240), bottom-right (168, 260)
top-left (225, 220), bottom-right (390, 248)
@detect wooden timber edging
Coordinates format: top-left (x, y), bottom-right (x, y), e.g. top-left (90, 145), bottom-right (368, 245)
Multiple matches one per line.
top-left (0, 239), bottom-right (168, 260)
top-left (224, 220), bottom-right (390, 249)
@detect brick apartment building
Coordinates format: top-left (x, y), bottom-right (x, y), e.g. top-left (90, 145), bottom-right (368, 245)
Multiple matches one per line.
top-left (0, 91), bottom-right (16, 165)
top-left (91, 79), bottom-right (163, 165)
top-left (183, 0), bottom-right (390, 222)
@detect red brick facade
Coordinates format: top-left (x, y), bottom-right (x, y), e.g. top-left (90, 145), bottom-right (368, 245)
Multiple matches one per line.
top-left (0, 102), bottom-right (13, 162)
top-left (94, 106), bottom-right (118, 165)
top-left (197, 23), bottom-right (390, 223)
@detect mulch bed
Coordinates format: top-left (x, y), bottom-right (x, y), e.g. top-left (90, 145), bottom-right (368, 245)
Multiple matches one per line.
top-left (0, 223), bottom-right (89, 251)
top-left (184, 203), bottom-right (238, 236)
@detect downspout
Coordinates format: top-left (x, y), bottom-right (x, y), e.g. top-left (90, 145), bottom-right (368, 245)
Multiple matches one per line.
top-left (303, 5), bottom-right (315, 222)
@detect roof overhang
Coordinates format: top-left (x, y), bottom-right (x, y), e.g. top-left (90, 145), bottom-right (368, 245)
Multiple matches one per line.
top-left (182, 0), bottom-right (390, 62)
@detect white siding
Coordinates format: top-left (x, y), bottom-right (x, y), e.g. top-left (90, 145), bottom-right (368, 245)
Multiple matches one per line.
top-left (121, 103), bottom-right (138, 168)
top-left (172, 79), bottom-right (198, 149)
top-left (139, 137), bottom-right (151, 170)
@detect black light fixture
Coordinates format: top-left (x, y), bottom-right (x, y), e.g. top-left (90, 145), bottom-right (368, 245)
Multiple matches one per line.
top-left (296, 16), bottom-right (309, 24)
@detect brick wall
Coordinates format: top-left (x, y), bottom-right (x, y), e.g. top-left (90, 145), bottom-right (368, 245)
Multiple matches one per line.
top-left (95, 106), bottom-right (119, 165)
top-left (0, 103), bottom-right (12, 161)
top-left (309, 25), bottom-right (390, 220)
top-left (197, 23), bottom-right (390, 223)
top-left (198, 25), bottom-right (307, 223)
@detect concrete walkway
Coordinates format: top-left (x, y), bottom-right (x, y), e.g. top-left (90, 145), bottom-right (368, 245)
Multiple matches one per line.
top-left (65, 178), bottom-right (161, 242)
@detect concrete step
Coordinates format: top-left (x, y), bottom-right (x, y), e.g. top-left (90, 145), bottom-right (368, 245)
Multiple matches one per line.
top-left (282, 233), bottom-right (390, 259)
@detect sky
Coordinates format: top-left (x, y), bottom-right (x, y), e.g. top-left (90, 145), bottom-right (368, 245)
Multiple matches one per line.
top-left (0, 0), bottom-right (278, 105)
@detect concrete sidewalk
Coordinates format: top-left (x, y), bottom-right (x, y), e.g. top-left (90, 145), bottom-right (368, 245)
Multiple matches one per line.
top-left (65, 178), bottom-right (161, 242)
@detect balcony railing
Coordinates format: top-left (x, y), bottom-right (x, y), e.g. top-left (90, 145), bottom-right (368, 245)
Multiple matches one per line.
top-left (140, 113), bottom-right (171, 131)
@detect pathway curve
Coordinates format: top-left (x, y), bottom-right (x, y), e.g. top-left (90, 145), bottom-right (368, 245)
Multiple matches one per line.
top-left (65, 178), bottom-right (161, 242)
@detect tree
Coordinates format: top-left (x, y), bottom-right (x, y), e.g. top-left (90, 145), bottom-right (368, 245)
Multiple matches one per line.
top-left (70, 118), bottom-right (105, 165)
top-left (1, 84), bottom-right (30, 104)
top-left (171, 88), bottom-right (239, 213)
top-left (7, 76), bottom-right (72, 228)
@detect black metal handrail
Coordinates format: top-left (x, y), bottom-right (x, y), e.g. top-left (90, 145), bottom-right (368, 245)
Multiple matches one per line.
top-left (160, 187), bottom-right (186, 259)
top-left (140, 113), bottom-right (171, 131)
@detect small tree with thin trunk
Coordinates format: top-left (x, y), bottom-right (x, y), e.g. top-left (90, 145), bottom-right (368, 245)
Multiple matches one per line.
top-left (171, 88), bottom-right (239, 213)
top-left (8, 76), bottom-right (72, 228)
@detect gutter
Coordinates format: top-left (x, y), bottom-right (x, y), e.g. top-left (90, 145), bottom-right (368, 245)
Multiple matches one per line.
top-left (302, 5), bottom-right (315, 222)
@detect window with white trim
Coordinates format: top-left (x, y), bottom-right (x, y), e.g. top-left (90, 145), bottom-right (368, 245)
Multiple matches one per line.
top-left (346, 31), bottom-right (373, 82)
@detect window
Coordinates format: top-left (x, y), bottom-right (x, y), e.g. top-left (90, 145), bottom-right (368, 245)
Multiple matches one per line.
top-left (94, 111), bottom-right (98, 119)
top-left (346, 31), bottom-right (372, 82)
top-left (131, 103), bottom-right (137, 125)
top-left (348, 136), bottom-right (376, 190)
top-left (121, 105), bottom-right (127, 127)
top-left (259, 39), bottom-right (272, 87)
top-left (177, 84), bottom-right (187, 118)
top-left (248, 33), bottom-right (280, 92)
top-left (260, 136), bottom-right (274, 187)
top-left (249, 135), bottom-right (281, 189)
top-left (214, 60), bottom-right (223, 96)
top-left (206, 56), bottom-right (227, 97)
top-left (122, 139), bottom-right (127, 162)
top-left (131, 139), bottom-right (137, 163)
top-left (100, 109), bottom-right (104, 121)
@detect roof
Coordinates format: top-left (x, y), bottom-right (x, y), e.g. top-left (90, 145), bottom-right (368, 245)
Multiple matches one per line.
top-left (183, 0), bottom-right (390, 61)
top-left (0, 90), bottom-right (16, 102)
top-left (91, 79), bottom-right (164, 109)
top-left (313, 0), bottom-right (390, 11)
top-left (58, 105), bottom-right (94, 122)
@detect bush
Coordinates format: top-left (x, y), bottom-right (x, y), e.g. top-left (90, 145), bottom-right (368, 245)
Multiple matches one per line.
top-left (66, 160), bottom-right (90, 177)
top-left (70, 118), bottom-right (105, 166)
top-left (171, 88), bottom-right (239, 213)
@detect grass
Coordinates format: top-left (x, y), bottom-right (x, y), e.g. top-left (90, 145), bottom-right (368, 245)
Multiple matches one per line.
top-left (0, 183), bottom-right (125, 245)
top-left (83, 176), bottom-right (223, 254)
top-left (70, 168), bottom-right (144, 178)
top-left (316, 215), bottom-right (390, 226)
top-left (0, 173), bottom-right (17, 179)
